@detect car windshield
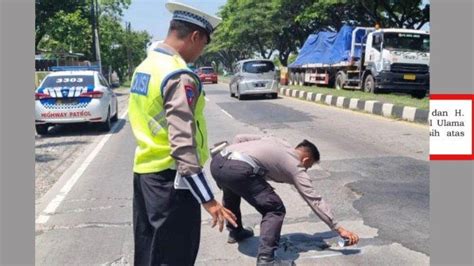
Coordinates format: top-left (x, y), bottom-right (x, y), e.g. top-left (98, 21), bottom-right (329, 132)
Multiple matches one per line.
top-left (201, 68), bottom-right (215, 74)
top-left (383, 32), bottom-right (430, 52)
top-left (41, 75), bottom-right (94, 87)
top-left (242, 61), bottom-right (275, 74)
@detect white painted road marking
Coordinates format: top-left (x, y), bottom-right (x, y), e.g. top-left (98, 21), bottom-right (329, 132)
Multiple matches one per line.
top-left (302, 253), bottom-right (344, 259)
top-left (221, 109), bottom-right (234, 119)
top-left (35, 110), bottom-right (129, 224)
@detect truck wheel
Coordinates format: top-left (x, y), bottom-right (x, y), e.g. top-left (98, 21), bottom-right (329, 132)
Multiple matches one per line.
top-left (335, 71), bottom-right (346, 90)
top-left (411, 90), bottom-right (426, 99)
top-left (298, 72), bottom-right (304, 86)
top-left (36, 124), bottom-right (49, 135)
top-left (364, 74), bottom-right (377, 94)
top-left (288, 72), bottom-right (294, 85)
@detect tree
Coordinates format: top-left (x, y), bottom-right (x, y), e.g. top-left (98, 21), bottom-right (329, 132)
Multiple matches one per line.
top-left (297, 0), bottom-right (429, 31)
top-left (36, 0), bottom-right (149, 79)
top-left (204, 0), bottom-right (255, 71)
top-left (98, 17), bottom-right (150, 80)
top-left (35, 0), bottom-right (88, 50)
top-left (36, 0), bottom-right (133, 58)
top-left (357, 0), bottom-right (429, 29)
top-left (38, 10), bottom-right (92, 57)
top-left (199, 0), bottom-right (431, 69)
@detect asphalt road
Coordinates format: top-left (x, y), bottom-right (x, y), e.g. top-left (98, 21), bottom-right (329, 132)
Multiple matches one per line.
top-left (35, 83), bottom-right (429, 265)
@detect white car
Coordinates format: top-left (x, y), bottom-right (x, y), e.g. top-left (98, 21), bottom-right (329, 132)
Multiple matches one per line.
top-left (229, 59), bottom-right (279, 100)
top-left (35, 68), bottom-right (118, 135)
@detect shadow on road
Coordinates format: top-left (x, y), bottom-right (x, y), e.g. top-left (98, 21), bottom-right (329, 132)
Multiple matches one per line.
top-left (35, 118), bottom-right (127, 139)
top-left (114, 92), bottom-right (129, 96)
top-left (237, 232), bottom-right (360, 260)
top-left (35, 140), bottom-right (89, 149)
top-left (236, 95), bottom-right (282, 101)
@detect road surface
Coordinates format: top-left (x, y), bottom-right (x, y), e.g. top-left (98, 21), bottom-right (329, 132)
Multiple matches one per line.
top-left (35, 83), bottom-right (429, 265)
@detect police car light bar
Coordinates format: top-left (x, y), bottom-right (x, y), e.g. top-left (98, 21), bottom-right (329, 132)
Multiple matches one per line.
top-left (50, 65), bottom-right (101, 72)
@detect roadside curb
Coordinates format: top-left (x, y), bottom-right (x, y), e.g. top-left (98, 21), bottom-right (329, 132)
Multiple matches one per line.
top-left (279, 87), bottom-right (429, 124)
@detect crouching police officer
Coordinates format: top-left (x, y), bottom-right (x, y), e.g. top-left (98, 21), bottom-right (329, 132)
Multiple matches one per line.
top-left (210, 134), bottom-right (359, 265)
top-left (128, 2), bottom-right (237, 265)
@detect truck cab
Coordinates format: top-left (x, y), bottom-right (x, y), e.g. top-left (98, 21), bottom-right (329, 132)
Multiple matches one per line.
top-left (363, 29), bottom-right (430, 98)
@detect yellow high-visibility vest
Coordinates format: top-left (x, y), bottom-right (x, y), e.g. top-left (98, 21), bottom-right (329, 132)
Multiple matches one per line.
top-left (128, 49), bottom-right (209, 174)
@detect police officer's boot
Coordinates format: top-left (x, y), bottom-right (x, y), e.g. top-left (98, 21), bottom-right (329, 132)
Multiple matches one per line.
top-left (256, 254), bottom-right (275, 266)
top-left (256, 255), bottom-right (296, 266)
top-left (227, 226), bottom-right (254, 244)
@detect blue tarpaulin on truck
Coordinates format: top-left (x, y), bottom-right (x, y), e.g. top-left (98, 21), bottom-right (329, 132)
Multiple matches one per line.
top-left (290, 25), bottom-right (365, 67)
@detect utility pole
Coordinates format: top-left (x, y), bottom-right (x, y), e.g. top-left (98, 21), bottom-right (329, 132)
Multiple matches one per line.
top-left (91, 0), bottom-right (96, 61)
top-left (91, 0), bottom-right (102, 72)
top-left (126, 22), bottom-right (133, 81)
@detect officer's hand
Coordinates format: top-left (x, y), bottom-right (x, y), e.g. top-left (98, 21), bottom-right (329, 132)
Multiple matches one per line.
top-left (202, 199), bottom-right (237, 232)
top-left (336, 226), bottom-right (359, 246)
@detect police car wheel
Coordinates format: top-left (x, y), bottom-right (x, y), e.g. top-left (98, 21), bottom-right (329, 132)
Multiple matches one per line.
top-left (100, 108), bottom-right (112, 132)
top-left (111, 101), bottom-right (118, 122)
top-left (35, 124), bottom-right (49, 135)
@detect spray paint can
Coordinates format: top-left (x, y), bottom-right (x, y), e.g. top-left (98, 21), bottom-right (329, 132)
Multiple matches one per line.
top-left (337, 237), bottom-right (350, 247)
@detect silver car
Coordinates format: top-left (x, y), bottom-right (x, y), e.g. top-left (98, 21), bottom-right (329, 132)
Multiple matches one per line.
top-left (229, 59), bottom-right (279, 100)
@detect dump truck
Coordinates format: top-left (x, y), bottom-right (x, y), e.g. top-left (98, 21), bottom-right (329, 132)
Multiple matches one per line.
top-left (288, 25), bottom-right (430, 98)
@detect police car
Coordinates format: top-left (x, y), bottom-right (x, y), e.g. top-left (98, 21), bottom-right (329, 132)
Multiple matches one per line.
top-left (35, 66), bottom-right (119, 135)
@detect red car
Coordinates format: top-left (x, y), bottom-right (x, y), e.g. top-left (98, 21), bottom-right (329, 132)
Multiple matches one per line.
top-left (197, 67), bottom-right (218, 84)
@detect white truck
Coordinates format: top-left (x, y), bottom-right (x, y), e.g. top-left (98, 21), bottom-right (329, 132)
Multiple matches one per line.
top-left (288, 26), bottom-right (430, 98)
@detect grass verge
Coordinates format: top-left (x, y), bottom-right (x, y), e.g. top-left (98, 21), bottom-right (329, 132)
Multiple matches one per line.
top-left (287, 85), bottom-right (429, 110)
top-left (218, 75), bottom-right (231, 84)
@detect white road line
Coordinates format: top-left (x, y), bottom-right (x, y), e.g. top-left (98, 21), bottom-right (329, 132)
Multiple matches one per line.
top-left (204, 96), bottom-right (210, 102)
top-left (221, 109), bottom-right (234, 119)
top-left (35, 110), bottom-right (129, 224)
top-left (302, 253), bottom-right (344, 259)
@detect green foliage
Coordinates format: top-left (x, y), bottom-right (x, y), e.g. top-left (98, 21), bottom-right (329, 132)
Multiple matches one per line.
top-left (297, 0), bottom-right (429, 30)
top-left (38, 10), bottom-right (92, 57)
top-left (36, 0), bottom-right (151, 79)
top-left (208, 0), bottom-right (430, 69)
top-left (35, 0), bottom-right (88, 48)
top-left (99, 0), bottom-right (131, 17)
top-left (99, 16), bottom-right (151, 80)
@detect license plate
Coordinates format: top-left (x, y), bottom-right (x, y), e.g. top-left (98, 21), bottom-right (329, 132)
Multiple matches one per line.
top-left (255, 83), bottom-right (266, 87)
top-left (56, 98), bottom-right (77, 105)
top-left (403, 74), bottom-right (416, 80)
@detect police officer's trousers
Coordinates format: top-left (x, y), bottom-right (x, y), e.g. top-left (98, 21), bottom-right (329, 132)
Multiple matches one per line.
top-left (133, 169), bottom-right (201, 266)
top-left (210, 153), bottom-right (286, 258)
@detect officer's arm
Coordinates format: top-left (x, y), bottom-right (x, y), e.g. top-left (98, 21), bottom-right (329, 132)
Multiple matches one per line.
top-left (291, 169), bottom-right (340, 231)
top-left (163, 73), bottom-right (214, 203)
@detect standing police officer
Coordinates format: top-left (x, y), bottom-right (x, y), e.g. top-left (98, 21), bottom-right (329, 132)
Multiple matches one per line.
top-left (128, 2), bottom-right (236, 265)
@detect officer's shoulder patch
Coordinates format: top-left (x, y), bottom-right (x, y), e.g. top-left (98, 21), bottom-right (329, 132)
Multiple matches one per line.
top-left (184, 84), bottom-right (196, 105)
top-left (131, 72), bottom-right (151, 96)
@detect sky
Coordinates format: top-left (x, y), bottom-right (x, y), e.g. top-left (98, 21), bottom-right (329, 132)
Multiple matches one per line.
top-left (123, 0), bottom-right (430, 41)
top-left (123, 0), bottom-right (227, 41)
